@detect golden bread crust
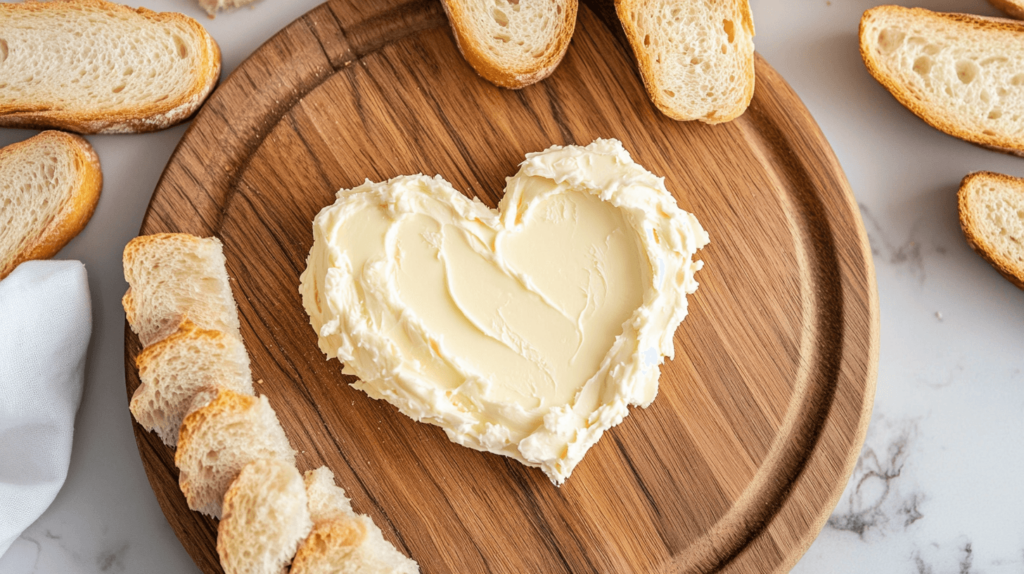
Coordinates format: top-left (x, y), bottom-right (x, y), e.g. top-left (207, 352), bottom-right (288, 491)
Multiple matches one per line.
top-left (175, 389), bottom-right (258, 501)
top-left (615, 0), bottom-right (755, 124)
top-left (0, 0), bottom-right (221, 133)
top-left (439, 0), bottom-right (578, 89)
top-left (958, 171), bottom-right (1024, 290)
top-left (290, 519), bottom-right (369, 574)
top-left (0, 131), bottom-right (102, 279)
top-left (989, 0), bottom-right (1024, 20)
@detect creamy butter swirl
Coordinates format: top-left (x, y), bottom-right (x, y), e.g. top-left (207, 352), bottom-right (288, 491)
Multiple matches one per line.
top-left (299, 139), bottom-right (708, 485)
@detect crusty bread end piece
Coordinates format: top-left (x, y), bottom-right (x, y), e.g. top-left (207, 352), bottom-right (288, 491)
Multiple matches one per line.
top-left (0, 0), bottom-right (221, 134)
top-left (130, 319), bottom-right (254, 447)
top-left (616, 0), bottom-right (755, 123)
top-left (0, 131), bottom-right (101, 280)
top-left (175, 389), bottom-right (295, 518)
top-left (217, 458), bottom-right (313, 574)
top-left (958, 171), bottom-right (1024, 290)
top-left (990, 0), bottom-right (1024, 21)
top-left (291, 467), bottom-right (419, 574)
top-left (123, 233), bottom-right (242, 347)
top-left (440, 0), bottom-right (577, 89)
top-left (860, 6), bottom-right (1024, 156)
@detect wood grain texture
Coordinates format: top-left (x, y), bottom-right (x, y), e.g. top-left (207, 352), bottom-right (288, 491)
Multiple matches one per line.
top-left (124, 1), bottom-right (879, 572)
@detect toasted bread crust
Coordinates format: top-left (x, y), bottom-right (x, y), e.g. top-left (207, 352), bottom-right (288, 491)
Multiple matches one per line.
top-left (958, 171), bottom-right (1024, 290)
top-left (439, 0), bottom-right (578, 89)
top-left (860, 6), bottom-right (1024, 156)
top-left (0, 131), bottom-right (102, 279)
top-left (615, 0), bottom-right (756, 124)
top-left (0, 0), bottom-right (221, 134)
top-left (290, 519), bottom-right (369, 573)
top-left (989, 0), bottom-right (1024, 20)
top-left (123, 232), bottom-right (208, 269)
top-left (134, 319), bottom-right (223, 373)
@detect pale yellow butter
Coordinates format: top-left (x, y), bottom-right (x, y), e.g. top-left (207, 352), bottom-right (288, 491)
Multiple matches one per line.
top-left (299, 139), bottom-right (708, 485)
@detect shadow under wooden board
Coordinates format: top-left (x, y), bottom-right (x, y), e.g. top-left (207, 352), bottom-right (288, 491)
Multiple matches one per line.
top-left (123, 0), bottom-right (879, 572)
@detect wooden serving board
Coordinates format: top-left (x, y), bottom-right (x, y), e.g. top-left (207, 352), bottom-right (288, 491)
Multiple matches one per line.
top-left (124, 1), bottom-right (878, 572)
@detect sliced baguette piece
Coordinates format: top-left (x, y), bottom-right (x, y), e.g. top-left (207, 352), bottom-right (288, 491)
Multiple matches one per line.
top-left (990, 0), bottom-right (1024, 21)
top-left (958, 171), bottom-right (1024, 290)
top-left (0, 0), bottom-right (221, 134)
top-left (291, 467), bottom-right (419, 574)
top-left (198, 0), bottom-right (258, 18)
top-left (175, 389), bottom-right (295, 518)
top-left (439, 0), bottom-right (577, 89)
top-left (616, 0), bottom-right (756, 123)
top-left (122, 233), bottom-right (242, 347)
top-left (860, 6), bottom-right (1024, 156)
top-left (130, 319), bottom-right (254, 447)
top-left (217, 458), bottom-right (313, 574)
top-left (0, 131), bottom-right (101, 280)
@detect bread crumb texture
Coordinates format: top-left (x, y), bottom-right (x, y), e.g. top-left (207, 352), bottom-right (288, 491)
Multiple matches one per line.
top-left (960, 172), bottom-right (1024, 288)
top-left (0, 0), bottom-right (219, 132)
top-left (862, 6), bottom-right (1024, 152)
top-left (460, 0), bottom-right (564, 64)
top-left (217, 458), bottom-right (312, 574)
top-left (175, 389), bottom-right (295, 518)
top-left (122, 233), bottom-right (241, 347)
top-left (131, 320), bottom-right (254, 447)
top-left (0, 131), bottom-right (100, 278)
top-left (617, 0), bottom-right (755, 123)
top-left (1, 136), bottom-right (78, 271)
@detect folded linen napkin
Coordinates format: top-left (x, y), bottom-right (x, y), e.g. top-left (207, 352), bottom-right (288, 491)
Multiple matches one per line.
top-left (0, 260), bottom-right (91, 557)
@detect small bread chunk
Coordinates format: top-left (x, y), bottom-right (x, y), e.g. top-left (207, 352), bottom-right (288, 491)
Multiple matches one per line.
top-left (175, 389), bottom-right (295, 518)
top-left (439, 0), bottom-right (577, 89)
top-left (123, 233), bottom-right (242, 347)
top-left (130, 320), bottom-right (253, 447)
top-left (304, 467), bottom-right (354, 521)
top-left (617, 0), bottom-right (756, 123)
top-left (990, 0), bottom-right (1024, 21)
top-left (860, 6), bottom-right (1024, 156)
top-left (0, 131), bottom-right (102, 280)
top-left (198, 0), bottom-right (258, 17)
top-left (217, 459), bottom-right (313, 574)
top-left (291, 467), bottom-right (419, 574)
top-left (0, 0), bottom-right (221, 134)
top-left (958, 171), bottom-right (1024, 290)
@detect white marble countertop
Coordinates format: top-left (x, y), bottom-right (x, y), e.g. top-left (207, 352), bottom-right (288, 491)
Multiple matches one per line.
top-left (1, 0), bottom-right (1022, 572)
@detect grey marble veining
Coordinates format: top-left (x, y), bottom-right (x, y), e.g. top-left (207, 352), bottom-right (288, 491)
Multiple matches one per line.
top-left (1, 0), bottom-right (1023, 573)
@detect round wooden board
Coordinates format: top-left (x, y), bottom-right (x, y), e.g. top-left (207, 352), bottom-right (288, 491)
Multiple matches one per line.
top-left (124, 1), bottom-right (879, 572)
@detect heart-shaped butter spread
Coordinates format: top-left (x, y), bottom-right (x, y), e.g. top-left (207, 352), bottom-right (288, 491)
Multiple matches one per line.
top-left (300, 139), bottom-right (708, 485)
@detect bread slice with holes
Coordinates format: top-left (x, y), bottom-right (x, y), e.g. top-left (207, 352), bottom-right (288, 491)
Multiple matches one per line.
top-left (0, 131), bottom-right (101, 280)
top-left (130, 319), bottom-right (254, 447)
top-left (616, 0), bottom-right (755, 123)
top-left (217, 458), bottom-right (313, 574)
top-left (0, 0), bottom-right (221, 134)
top-left (175, 389), bottom-right (295, 518)
top-left (990, 0), bottom-right (1024, 20)
top-left (860, 6), bottom-right (1024, 155)
top-left (291, 467), bottom-right (420, 574)
top-left (439, 0), bottom-right (577, 89)
top-left (123, 233), bottom-right (242, 347)
top-left (958, 171), bottom-right (1024, 289)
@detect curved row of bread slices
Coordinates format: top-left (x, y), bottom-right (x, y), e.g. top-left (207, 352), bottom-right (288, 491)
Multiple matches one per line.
top-left (122, 233), bottom-right (419, 574)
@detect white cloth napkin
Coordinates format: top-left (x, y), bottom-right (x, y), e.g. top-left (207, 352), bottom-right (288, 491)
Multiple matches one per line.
top-left (0, 260), bottom-right (91, 557)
